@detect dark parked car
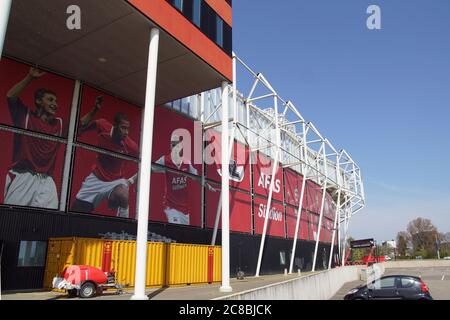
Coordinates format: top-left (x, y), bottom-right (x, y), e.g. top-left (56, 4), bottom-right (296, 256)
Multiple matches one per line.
top-left (344, 275), bottom-right (433, 300)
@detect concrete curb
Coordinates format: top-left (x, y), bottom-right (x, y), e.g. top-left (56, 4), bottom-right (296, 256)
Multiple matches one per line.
top-left (214, 265), bottom-right (385, 300)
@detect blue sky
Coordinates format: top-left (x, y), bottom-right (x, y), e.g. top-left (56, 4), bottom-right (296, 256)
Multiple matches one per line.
top-left (233, 0), bottom-right (450, 242)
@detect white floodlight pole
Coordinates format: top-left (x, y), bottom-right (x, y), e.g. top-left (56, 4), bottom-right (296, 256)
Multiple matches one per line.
top-left (312, 141), bottom-right (328, 272)
top-left (255, 94), bottom-right (280, 277)
top-left (288, 121), bottom-right (307, 274)
top-left (132, 28), bottom-right (159, 300)
top-left (0, 0), bottom-right (12, 59)
top-left (220, 81), bottom-right (232, 292)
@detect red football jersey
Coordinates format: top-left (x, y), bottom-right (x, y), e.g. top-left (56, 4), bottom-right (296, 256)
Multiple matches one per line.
top-left (8, 98), bottom-right (62, 175)
top-left (156, 155), bottom-right (198, 215)
top-left (88, 119), bottom-right (139, 182)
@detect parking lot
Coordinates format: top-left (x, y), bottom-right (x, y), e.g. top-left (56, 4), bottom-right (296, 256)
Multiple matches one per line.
top-left (332, 266), bottom-right (450, 300)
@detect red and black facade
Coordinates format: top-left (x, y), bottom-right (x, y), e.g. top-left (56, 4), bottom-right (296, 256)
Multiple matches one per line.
top-left (0, 0), bottom-right (337, 291)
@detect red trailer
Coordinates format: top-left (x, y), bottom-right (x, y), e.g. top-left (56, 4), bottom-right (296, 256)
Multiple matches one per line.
top-left (52, 265), bottom-right (123, 298)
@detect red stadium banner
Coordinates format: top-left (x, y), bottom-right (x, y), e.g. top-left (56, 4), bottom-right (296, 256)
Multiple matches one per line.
top-left (205, 129), bottom-right (251, 192)
top-left (0, 130), bottom-right (65, 209)
top-left (205, 182), bottom-right (252, 234)
top-left (149, 169), bottom-right (202, 227)
top-left (309, 213), bottom-right (319, 242)
top-left (321, 218), bottom-right (334, 243)
top-left (324, 192), bottom-right (336, 220)
top-left (306, 180), bottom-right (322, 214)
top-left (283, 168), bottom-right (306, 207)
top-left (253, 197), bottom-right (285, 238)
top-left (285, 205), bottom-right (309, 240)
top-left (253, 152), bottom-right (284, 203)
top-left (0, 57), bottom-right (74, 138)
top-left (77, 85), bottom-right (142, 158)
top-left (152, 106), bottom-right (202, 176)
top-left (69, 147), bottom-right (138, 219)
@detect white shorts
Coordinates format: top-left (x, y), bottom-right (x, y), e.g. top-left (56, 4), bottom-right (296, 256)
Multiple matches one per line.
top-left (75, 173), bottom-right (128, 213)
top-left (4, 170), bottom-right (58, 209)
top-left (164, 207), bottom-right (190, 225)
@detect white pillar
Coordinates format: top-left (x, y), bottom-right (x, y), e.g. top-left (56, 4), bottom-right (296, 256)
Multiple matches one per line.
top-left (288, 121), bottom-right (307, 274)
top-left (131, 28), bottom-right (159, 300)
top-left (60, 80), bottom-right (81, 211)
top-left (255, 96), bottom-right (280, 277)
top-left (0, 0), bottom-right (12, 59)
top-left (220, 81), bottom-right (232, 292)
top-left (312, 179), bottom-right (327, 272)
top-left (212, 60), bottom-right (237, 247)
top-left (288, 175), bottom-right (307, 274)
top-left (328, 189), bottom-right (341, 269)
top-left (338, 204), bottom-right (341, 261)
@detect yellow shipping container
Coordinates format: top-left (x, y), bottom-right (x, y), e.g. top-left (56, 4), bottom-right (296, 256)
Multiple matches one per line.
top-left (44, 238), bottom-right (104, 289)
top-left (44, 238), bottom-right (221, 290)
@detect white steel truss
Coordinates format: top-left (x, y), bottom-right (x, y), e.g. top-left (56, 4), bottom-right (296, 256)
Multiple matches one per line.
top-left (186, 54), bottom-right (366, 280)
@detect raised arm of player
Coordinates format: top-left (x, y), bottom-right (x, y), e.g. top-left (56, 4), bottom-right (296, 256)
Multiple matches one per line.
top-left (6, 67), bottom-right (45, 102)
top-left (79, 96), bottom-right (103, 132)
top-left (127, 173), bottom-right (138, 185)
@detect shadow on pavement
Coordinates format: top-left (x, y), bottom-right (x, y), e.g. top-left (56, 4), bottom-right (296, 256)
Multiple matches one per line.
top-left (147, 287), bottom-right (169, 300)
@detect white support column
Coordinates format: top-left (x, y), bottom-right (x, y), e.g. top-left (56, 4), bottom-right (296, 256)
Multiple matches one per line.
top-left (342, 212), bottom-right (347, 267)
top-left (312, 142), bottom-right (328, 272)
top-left (212, 59), bottom-right (237, 246)
top-left (288, 121), bottom-right (307, 274)
top-left (255, 95), bottom-right (280, 277)
top-left (132, 28), bottom-right (159, 301)
top-left (59, 80), bottom-right (81, 211)
top-left (328, 153), bottom-right (341, 269)
top-left (220, 81), bottom-right (232, 293)
top-left (0, 0), bottom-right (12, 59)
top-left (328, 189), bottom-right (341, 269)
top-left (337, 200), bottom-right (341, 261)
top-left (341, 203), bottom-right (351, 267)
top-left (288, 174), bottom-right (307, 274)
top-left (312, 179), bottom-right (327, 272)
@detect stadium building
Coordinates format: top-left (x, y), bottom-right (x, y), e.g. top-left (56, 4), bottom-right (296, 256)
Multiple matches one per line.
top-left (0, 0), bottom-right (365, 293)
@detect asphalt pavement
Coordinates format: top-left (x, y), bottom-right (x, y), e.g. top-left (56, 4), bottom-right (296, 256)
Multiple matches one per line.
top-left (1, 272), bottom-right (312, 300)
top-left (331, 266), bottom-right (450, 300)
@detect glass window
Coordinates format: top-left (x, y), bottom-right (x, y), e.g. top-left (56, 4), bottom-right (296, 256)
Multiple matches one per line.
top-left (181, 97), bottom-right (190, 115)
top-left (216, 16), bottom-right (223, 47)
top-left (182, 0), bottom-right (193, 20)
top-left (200, 1), bottom-right (210, 35)
top-left (378, 277), bottom-right (396, 288)
top-left (192, 0), bottom-right (201, 27)
top-left (173, 99), bottom-right (182, 112)
top-left (18, 241), bottom-right (47, 267)
top-left (400, 277), bottom-right (416, 288)
top-left (173, 0), bottom-right (183, 11)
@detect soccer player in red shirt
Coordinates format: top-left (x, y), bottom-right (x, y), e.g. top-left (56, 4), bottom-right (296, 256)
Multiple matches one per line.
top-left (154, 132), bottom-right (200, 225)
top-left (71, 96), bottom-right (139, 218)
top-left (4, 67), bottom-right (63, 209)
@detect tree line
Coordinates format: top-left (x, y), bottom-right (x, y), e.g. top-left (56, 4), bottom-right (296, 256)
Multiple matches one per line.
top-left (396, 217), bottom-right (450, 259)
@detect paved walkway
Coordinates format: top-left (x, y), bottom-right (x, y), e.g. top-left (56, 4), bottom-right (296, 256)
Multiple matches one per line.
top-left (2, 272), bottom-right (313, 300)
